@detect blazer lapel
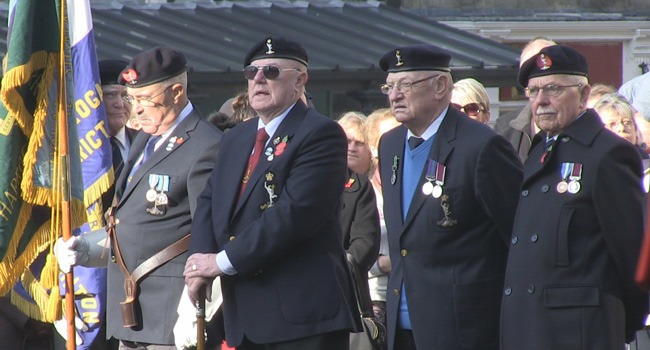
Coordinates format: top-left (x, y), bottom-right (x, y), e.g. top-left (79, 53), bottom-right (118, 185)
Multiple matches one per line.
top-left (382, 126), bottom-right (407, 233)
top-left (234, 102), bottom-right (307, 216)
top-left (403, 109), bottom-right (457, 230)
top-left (119, 111), bottom-right (201, 205)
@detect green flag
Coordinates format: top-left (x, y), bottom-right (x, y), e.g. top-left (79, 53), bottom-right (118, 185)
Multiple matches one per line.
top-left (0, 0), bottom-right (85, 321)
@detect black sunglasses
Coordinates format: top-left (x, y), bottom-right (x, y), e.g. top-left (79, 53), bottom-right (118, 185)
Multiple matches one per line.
top-left (452, 102), bottom-right (483, 116)
top-left (243, 65), bottom-right (300, 80)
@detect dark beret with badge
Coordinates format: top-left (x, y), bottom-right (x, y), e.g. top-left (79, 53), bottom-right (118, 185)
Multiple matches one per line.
top-left (118, 46), bottom-right (187, 88)
top-left (244, 36), bottom-right (309, 67)
top-left (518, 44), bottom-right (589, 87)
top-left (379, 44), bottom-right (452, 73)
top-left (99, 59), bottom-right (128, 85)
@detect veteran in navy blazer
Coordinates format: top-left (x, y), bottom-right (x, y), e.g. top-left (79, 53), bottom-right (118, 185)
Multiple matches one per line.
top-left (500, 45), bottom-right (648, 350)
top-left (377, 44), bottom-right (523, 350)
top-left (184, 37), bottom-right (360, 350)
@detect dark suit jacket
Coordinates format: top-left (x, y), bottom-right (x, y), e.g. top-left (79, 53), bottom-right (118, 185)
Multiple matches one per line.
top-left (340, 171), bottom-right (380, 271)
top-left (379, 107), bottom-right (523, 350)
top-left (107, 110), bottom-right (222, 345)
top-left (500, 109), bottom-right (649, 350)
top-left (189, 101), bottom-right (360, 347)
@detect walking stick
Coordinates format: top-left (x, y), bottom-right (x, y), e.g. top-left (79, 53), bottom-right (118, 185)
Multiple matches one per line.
top-left (196, 286), bottom-right (206, 350)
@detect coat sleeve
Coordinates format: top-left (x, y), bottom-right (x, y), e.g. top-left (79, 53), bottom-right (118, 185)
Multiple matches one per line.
top-left (593, 143), bottom-right (649, 336)
top-left (344, 174), bottom-right (380, 271)
top-left (475, 134), bottom-right (524, 246)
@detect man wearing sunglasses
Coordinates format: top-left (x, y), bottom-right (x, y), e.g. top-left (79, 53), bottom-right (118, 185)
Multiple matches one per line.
top-left (500, 45), bottom-right (648, 350)
top-left (55, 47), bottom-right (222, 350)
top-left (184, 36), bottom-right (360, 350)
top-left (376, 44), bottom-right (523, 350)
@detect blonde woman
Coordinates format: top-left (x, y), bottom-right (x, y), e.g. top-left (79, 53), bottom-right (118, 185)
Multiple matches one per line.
top-left (451, 78), bottom-right (491, 124)
top-left (338, 111), bottom-right (373, 175)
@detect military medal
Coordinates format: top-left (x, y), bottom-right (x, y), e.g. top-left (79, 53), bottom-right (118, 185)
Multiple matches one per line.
top-left (146, 174), bottom-right (159, 202)
top-left (422, 181), bottom-right (434, 195)
top-left (265, 147), bottom-right (274, 162)
top-left (567, 163), bottom-right (583, 194)
top-left (432, 161), bottom-right (446, 199)
top-left (391, 155), bottom-right (399, 185)
top-left (155, 175), bottom-right (170, 205)
top-left (556, 162), bottom-right (571, 194)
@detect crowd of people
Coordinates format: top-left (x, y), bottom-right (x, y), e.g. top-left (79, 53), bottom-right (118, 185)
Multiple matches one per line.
top-left (3, 33), bottom-right (648, 350)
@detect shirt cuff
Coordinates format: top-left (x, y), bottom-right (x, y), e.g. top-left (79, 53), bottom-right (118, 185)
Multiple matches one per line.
top-left (216, 251), bottom-right (237, 275)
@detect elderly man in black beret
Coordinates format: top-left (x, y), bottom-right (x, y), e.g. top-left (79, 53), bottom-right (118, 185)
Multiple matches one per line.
top-left (375, 44), bottom-right (522, 350)
top-left (500, 45), bottom-right (648, 350)
top-left (184, 36), bottom-right (360, 349)
top-left (55, 46), bottom-right (222, 349)
top-left (98, 59), bottom-right (138, 211)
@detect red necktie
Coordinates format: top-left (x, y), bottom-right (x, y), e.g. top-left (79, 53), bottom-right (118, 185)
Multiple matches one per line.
top-left (239, 128), bottom-right (269, 198)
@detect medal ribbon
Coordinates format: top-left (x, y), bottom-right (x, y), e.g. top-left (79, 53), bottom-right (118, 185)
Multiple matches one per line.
top-left (424, 159), bottom-right (437, 181)
top-left (148, 174), bottom-right (159, 189)
top-left (435, 162), bottom-right (446, 186)
top-left (560, 162), bottom-right (573, 181)
top-left (569, 163), bottom-right (583, 182)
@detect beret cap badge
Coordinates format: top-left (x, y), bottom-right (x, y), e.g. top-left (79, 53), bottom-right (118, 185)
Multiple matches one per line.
top-left (537, 54), bottom-right (552, 70)
top-left (122, 68), bottom-right (138, 85)
top-left (395, 50), bottom-right (404, 67)
top-left (265, 39), bottom-right (275, 55)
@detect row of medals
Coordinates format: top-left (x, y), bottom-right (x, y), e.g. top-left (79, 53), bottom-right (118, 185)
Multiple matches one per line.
top-left (146, 188), bottom-right (168, 206)
top-left (557, 179), bottom-right (580, 194)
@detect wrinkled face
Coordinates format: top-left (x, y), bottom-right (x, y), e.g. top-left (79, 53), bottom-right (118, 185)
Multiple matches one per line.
top-left (600, 109), bottom-right (637, 145)
top-left (528, 75), bottom-right (588, 137)
top-left (126, 82), bottom-right (178, 136)
top-left (246, 58), bottom-right (307, 120)
top-left (102, 84), bottom-right (129, 136)
top-left (343, 126), bottom-right (372, 174)
top-left (385, 71), bottom-right (439, 129)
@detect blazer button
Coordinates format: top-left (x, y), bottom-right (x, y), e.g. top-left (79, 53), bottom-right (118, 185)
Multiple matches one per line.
top-left (110, 255), bottom-right (116, 263)
top-left (521, 189), bottom-right (529, 197)
top-left (531, 234), bottom-right (538, 243)
top-left (229, 235), bottom-right (236, 241)
top-left (541, 184), bottom-right (550, 193)
top-left (561, 136), bottom-right (571, 143)
top-left (400, 249), bottom-right (408, 257)
top-left (511, 236), bottom-right (518, 245)
top-left (528, 284), bottom-right (535, 294)
top-left (254, 270), bottom-right (263, 276)
top-left (115, 218), bottom-right (120, 225)
top-left (504, 287), bottom-right (512, 296)
top-left (393, 289), bottom-right (400, 296)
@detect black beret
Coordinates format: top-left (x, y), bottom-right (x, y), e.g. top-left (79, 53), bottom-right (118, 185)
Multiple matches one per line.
top-left (518, 45), bottom-right (588, 87)
top-left (379, 44), bottom-right (452, 73)
top-left (98, 59), bottom-right (128, 85)
top-left (244, 36), bottom-right (308, 67)
top-left (118, 46), bottom-right (187, 88)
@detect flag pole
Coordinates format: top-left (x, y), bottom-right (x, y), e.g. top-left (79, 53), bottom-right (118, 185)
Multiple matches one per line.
top-left (58, 0), bottom-right (77, 348)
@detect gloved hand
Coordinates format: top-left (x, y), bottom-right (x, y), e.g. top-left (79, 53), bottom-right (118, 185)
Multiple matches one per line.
top-left (53, 236), bottom-right (90, 273)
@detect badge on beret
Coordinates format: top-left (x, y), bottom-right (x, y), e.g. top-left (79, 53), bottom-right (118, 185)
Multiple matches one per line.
top-left (395, 50), bottom-right (404, 67)
top-left (265, 39), bottom-right (275, 55)
top-left (537, 54), bottom-right (552, 71)
top-left (122, 68), bottom-right (138, 85)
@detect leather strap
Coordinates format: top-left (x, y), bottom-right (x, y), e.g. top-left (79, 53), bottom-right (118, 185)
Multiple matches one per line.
top-left (107, 196), bottom-right (190, 298)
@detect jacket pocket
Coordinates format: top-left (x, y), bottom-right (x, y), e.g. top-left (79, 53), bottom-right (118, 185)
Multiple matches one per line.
top-left (556, 206), bottom-right (574, 267)
top-left (544, 285), bottom-right (600, 308)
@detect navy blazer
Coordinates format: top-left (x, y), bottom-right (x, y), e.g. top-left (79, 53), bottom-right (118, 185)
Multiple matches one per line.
top-left (500, 109), bottom-right (649, 350)
top-left (379, 106), bottom-right (523, 350)
top-left (189, 101), bottom-right (360, 346)
top-left (107, 110), bottom-right (222, 345)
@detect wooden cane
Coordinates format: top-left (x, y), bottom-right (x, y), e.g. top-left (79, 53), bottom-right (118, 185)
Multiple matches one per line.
top-left (196, 286), bottom-right (206, 350)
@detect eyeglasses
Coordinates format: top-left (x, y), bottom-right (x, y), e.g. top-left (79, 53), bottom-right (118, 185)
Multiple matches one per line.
top-left (525, 84), bottom-right (582, 99)
top-left (380, 75), bottom-right (438, 95)
top-left (607, 118), bottom-right (636, 130)
top-left (123, 85), bottom-right (172, 107)
top-left (243, 65), bottom-right (301, 80)
top-left (452, 102), bottom-right (484, 116)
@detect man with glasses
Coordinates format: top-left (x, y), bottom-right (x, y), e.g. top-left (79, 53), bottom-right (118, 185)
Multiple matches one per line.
top-left (376, 44), bottom-right (522, 350)
top-left (500, 45), bottom-right (648, 350)
top-left (184, 36), bottom-right (360, 350)
top-left (55, 46), bottom-right (222, 349)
